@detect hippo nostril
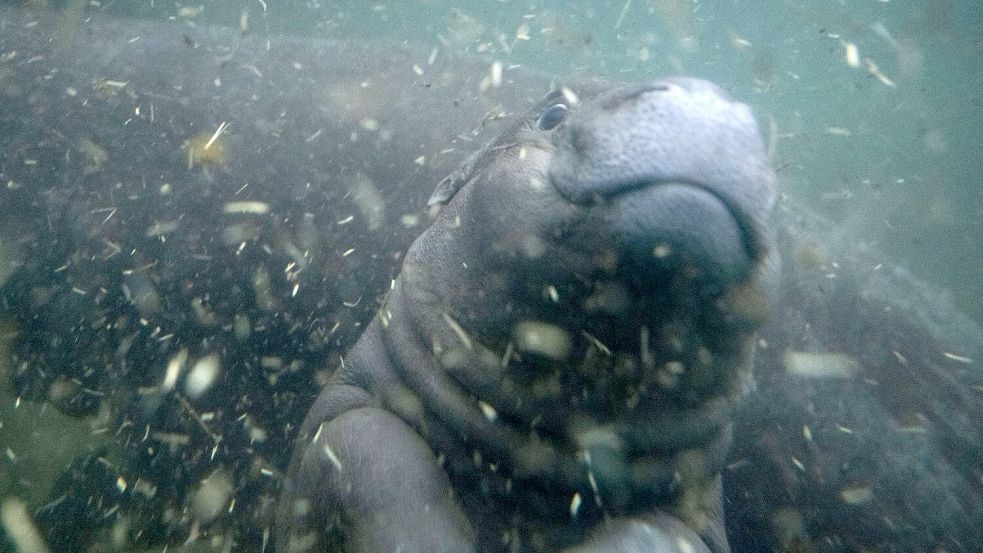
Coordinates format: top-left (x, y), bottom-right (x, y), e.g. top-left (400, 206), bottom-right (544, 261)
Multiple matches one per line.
top-left (616, 84), bottom-right (671, 105)
top-left (633, 84), bottom-right (671, 96)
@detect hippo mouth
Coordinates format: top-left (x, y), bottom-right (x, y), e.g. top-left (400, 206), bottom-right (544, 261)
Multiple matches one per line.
top-left (577, 178), bottom-right (762, 291)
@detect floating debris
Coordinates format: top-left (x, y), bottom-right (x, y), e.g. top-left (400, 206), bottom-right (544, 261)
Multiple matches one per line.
top-left (514, 321), bottom-right (572, 360)
top-left (223, 201), bottom-right (269, 215)
top-left (190, 297), bottom-right (217, 326)
top-left (491, 60), bottom-right (503, 87)
top-left (942, 351), bottom-right (973, 364)
top-left (123, 272), bottom-right (162, 316)
top-left (204, 121), bottom-right (229, 149)
top-left (515, 22), bottom-right (531, 42)
top-left (90, 78), bottom-right (129, 98)
top-left (145, 220), bottom-right (180, 237)
top-left (545, 285), bottom-right (559, 303)
top-left (185, 126), bottom-right (230, 169)
top-left (869, 21), bottom-right (902, 52)
top-left (177, 5), bottom-right (204, 19)
top-left (233, 313), bottom-right (251, 340)
top-left (442, 312), bottom-right (473, 351)
top-left (783, 350), bottom-right (859, 379)
top-left (656, 360), bottom-right (685, 389)
top-left (252, 265), bottom-right (277, 311)
top-left (161, 348), bottom-right (188, 392)
top-left (151, 431), bottom-right (190, 454)
top-left (864, 58), bottom-right (896, 88)
top-left (899, 412), bottom-right (928, 433)
top-left (720, 280), bottom-right (770, 324)
top-left (615, 0), bottom-right (633, 30)
top-left (478, 400), bottom-right (497, 422)
top-left (839, 484), bottom-right (873, 505)
top-left (560, 86), bottom-right (579, 106)
top-left (841, 39), bottom-right (860, 68)
top-left (770, 508), bottom-right (808, 551)
top-left (519, 234), bottom-right (545, 258)
top-left (351, 174), bottom-right (384, 231)
top-left (131, 479), bottom-right (157, 498)
top-left (569, 492), bottom-right (582, 517)
top-left (78, 138), bottom-right (107, 174)
top-left (191, 469), bottom-right (233, 524)
top-left (1, 497), bottom-right (51, 553)
top-left (185, 354), bottom-right (221, 400)
top-left (443, 8), bottom-right (486, 52)
top-left (675, 537), bottom-right (697, 553)
top-left (322, 443), bottom-right (343, 471)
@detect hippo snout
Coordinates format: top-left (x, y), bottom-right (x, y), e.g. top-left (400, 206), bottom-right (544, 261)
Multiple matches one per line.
top-left (550, 78), bottom-right (776, 290)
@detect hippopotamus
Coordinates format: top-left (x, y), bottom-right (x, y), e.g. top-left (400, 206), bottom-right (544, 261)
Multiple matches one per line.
top-left (275, 79), bottom-right (777, 552)
top-left (1, 6), bottom-right (980, 553)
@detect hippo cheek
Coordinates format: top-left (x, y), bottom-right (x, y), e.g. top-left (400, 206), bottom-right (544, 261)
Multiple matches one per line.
top-left (605, 182), bottom-right (753, 296)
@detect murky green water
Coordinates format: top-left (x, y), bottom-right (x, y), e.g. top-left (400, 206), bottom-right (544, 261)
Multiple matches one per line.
top-left (89, 0), bottom-right (982, 323)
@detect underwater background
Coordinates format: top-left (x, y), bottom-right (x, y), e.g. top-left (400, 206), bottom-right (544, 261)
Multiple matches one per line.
top-left (70, 0), bottom-right (983, 326)
top-left (0, 1), bottom-right (980, 552)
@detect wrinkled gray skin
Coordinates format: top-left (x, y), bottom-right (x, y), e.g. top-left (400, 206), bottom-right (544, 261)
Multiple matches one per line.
top-left (277, 80), bottom-right (777, 553)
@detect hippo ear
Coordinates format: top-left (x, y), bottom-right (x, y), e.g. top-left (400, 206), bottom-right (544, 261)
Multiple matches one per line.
top-left (427, 146), bottom-right (487, 206)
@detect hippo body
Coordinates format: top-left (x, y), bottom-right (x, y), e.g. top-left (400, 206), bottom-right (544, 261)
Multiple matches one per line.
top-left (276, 80), bottom-right (777, 552)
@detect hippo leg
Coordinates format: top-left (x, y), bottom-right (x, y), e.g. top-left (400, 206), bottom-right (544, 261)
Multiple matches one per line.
top-left (285, 407), bottom-right (476, 553)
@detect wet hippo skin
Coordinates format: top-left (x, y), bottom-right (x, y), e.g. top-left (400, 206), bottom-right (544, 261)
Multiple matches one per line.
top-left (276, 79), bottom-right (777, 553)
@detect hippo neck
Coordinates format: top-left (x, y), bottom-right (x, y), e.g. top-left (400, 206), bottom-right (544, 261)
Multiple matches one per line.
top-left (376, 266), bottom-right (750, 520)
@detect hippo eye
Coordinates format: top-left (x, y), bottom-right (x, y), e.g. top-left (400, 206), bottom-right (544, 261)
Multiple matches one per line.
top-left (537, 103), bottom-right (568, 131)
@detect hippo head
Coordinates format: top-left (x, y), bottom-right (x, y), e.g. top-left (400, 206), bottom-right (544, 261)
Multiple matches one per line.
top-left (396, 78), bottom-right (777, 517)
top-left (430, 79), bottom-right (775, 295)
